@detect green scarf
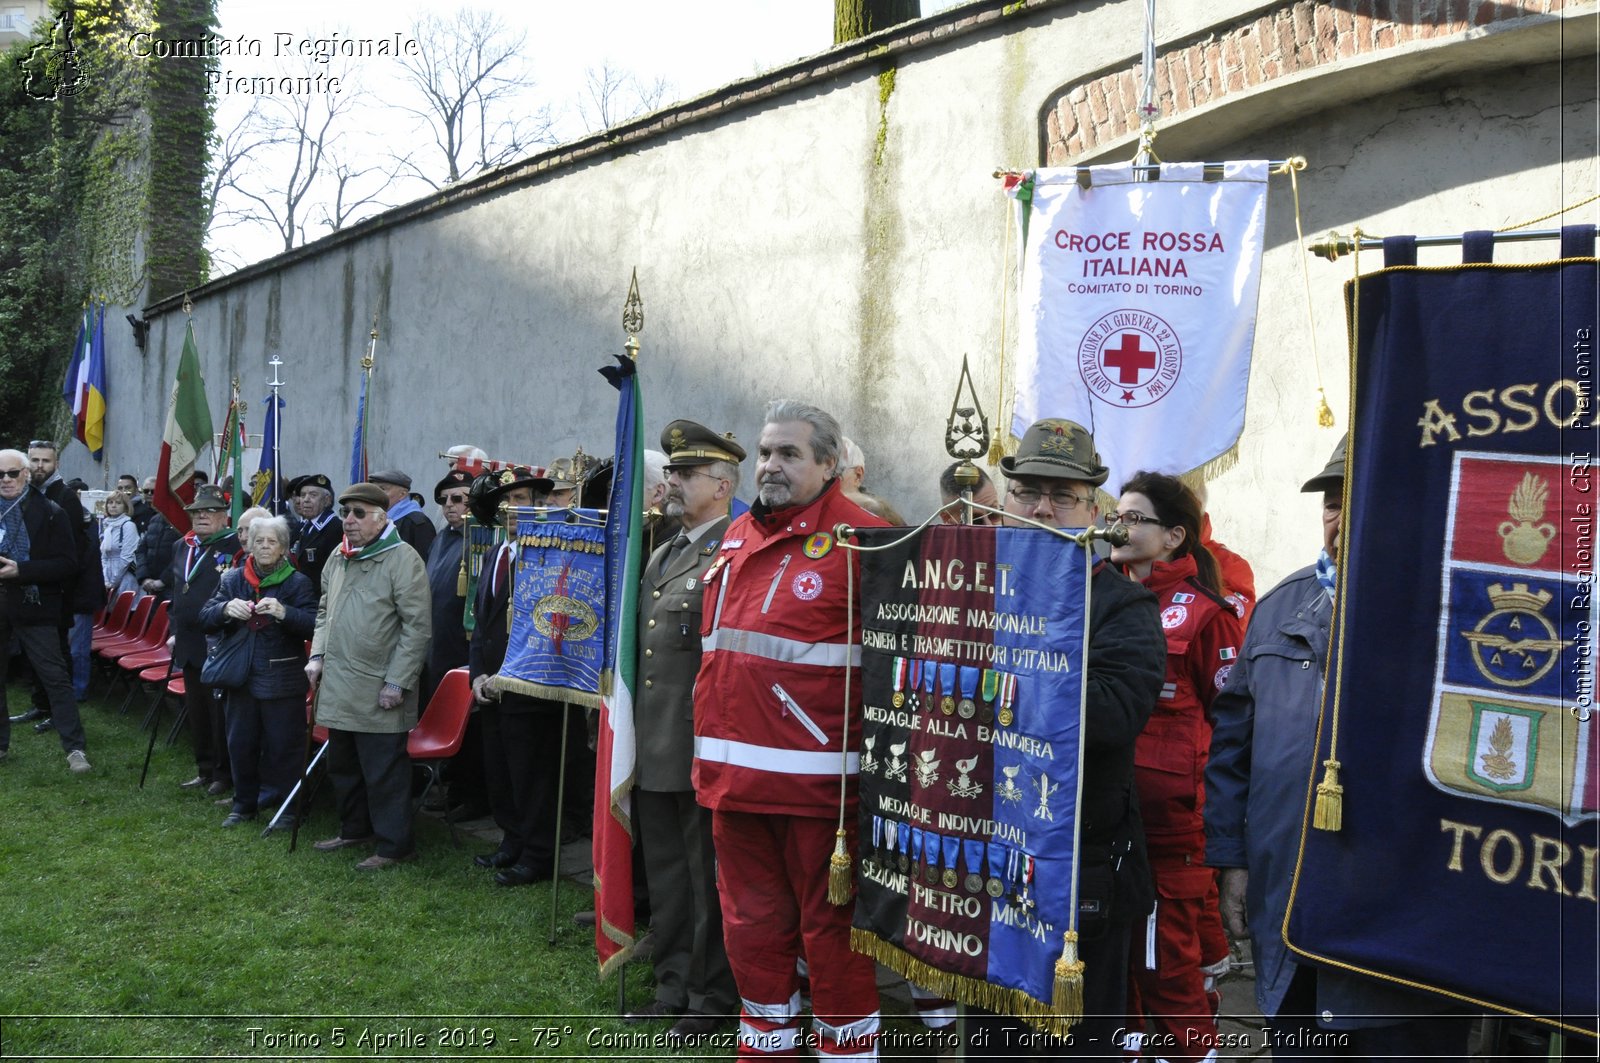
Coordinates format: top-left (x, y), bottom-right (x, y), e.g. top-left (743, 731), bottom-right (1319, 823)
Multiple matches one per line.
top-left (339, 522), bottom-right (404, 562)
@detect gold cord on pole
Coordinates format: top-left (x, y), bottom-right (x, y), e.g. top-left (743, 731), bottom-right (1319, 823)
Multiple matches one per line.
top-left (1276, 157), bottom-right (1335, 429)
top-left (1497, 192), bottom-right (1600, 233)
top-left (991, 199), bottom-right (1013, 466)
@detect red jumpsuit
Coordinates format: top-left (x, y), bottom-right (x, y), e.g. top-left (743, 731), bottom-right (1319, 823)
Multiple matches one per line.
top-left (694, 481), bottom-right (887, 1059)
top-left (1124, 555), bottom-right (1243, 1062)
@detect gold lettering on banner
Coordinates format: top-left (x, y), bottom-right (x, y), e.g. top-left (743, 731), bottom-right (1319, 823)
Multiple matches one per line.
top-left (1418, 380), bottom-right (1593, 448)
top-left (1439, 819), bottom-right (1599, 903)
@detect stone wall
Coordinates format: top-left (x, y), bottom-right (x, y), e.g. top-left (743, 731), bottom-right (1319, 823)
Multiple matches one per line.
top-left (79, 0), bottom-right (1597, 588)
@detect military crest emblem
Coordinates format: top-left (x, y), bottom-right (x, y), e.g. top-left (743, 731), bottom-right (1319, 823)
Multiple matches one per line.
top-left (1424, 452), bottom-right (1597, 824)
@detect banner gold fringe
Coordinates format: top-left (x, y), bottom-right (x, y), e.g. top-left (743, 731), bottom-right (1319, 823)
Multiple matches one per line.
top-left (517, 533), bottom-right (604, 553)
top-left (487, 675), bottom-right (602, 710)
top-left (850, 929), bottom-right (1082, 1040)
top-left (827, 830), bottom-right (853, 906)
top-left (1312, 757), bottom-right (1343, 831)
top-left (593, 868), bottom-right (639, 979)
top-left (1198, 440), bottom-right (1240, 482)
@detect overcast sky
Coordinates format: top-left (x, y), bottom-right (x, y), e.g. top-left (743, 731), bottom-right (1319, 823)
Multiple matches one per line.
top-left (208, 1), bottom-right (963, 271)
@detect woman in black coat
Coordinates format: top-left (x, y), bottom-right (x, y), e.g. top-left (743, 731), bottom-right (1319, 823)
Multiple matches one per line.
top-left (201, 515), bottom-right (316, 827)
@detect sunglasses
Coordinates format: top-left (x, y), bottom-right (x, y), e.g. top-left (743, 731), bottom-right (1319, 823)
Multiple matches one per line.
top-left (440, 493), bottom-right (470, 505)
top-left (0, 468), bottom-right (27, 479)
top-left (339, 505), bottom-right (379, 519)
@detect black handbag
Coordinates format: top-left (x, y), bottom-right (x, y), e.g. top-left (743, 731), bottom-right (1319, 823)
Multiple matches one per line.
top-left (200, 626), bottom-right (254, 689)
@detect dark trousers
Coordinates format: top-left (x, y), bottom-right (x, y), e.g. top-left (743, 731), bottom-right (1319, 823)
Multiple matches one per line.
top-left (0, 620), bottom-right (85, 754)
top-left (224, 690), bottom-right (307, 815)
top-left (1268, 966), bottom-right (1474, 1061)
top-left (480, 696), bottom-right (562, 871)
top-left (325, 728), bottom-right (415, 859)
top-left (963, 906), bottom-right (1134, 1059)
top-left (181, 665), bottom-right (231, 785)
top-left (636, 788), bottom-right (736, 1015)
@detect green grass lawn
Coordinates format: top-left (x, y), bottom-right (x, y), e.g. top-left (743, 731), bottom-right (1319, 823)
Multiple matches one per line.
top-left (0, 680), bottom-right (949, 1060)
top-left (0, 678), bottom-right (693, 1059)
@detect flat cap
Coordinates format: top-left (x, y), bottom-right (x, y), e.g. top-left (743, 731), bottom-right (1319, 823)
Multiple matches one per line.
top-left (662, 419), bottom-right (745, 468)
top-left (368, 469), bottom-right (412, 490)
top-left (339, 482), bottom-right (389, 509)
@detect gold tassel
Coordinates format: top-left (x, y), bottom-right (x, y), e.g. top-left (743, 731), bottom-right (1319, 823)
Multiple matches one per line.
top-left (1316, 387), bottom-right (1336, 428)
top-left (826, 829), bottom-right (853, 906)
top-left (1051, 931), bottom-right (1085, 1027)
top-left (1312, 758), bottom-right (1343, 832)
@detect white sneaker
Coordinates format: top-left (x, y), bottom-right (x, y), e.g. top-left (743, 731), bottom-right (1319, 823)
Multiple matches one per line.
top-left (67, 749), bottom-right (91, 774)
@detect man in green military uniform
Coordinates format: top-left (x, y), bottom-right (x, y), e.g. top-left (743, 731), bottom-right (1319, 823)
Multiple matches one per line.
top-left (625, 420), bottom-right (744, 1039)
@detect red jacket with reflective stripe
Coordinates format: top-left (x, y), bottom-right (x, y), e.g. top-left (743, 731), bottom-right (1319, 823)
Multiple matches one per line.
top-left (1133, 555), bottom-right (1244, 859)
top-left (692, 481), bottom-right (888, 817)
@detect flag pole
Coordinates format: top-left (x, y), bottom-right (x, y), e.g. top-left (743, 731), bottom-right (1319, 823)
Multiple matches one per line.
top-left (361, 316), bottom-right (378, 481)
top-left (267, 355), bottom-right (285, 514)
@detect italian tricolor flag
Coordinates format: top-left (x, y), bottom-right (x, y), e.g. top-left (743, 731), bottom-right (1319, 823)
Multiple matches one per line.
top-left (153, 321), bottom-right (213, 530)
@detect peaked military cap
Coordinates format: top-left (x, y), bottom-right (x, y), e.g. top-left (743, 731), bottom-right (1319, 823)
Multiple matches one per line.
top-left (662, 419), bottom-right (745, 469)
top-left (1000, 418), bottom-right (1109, 486)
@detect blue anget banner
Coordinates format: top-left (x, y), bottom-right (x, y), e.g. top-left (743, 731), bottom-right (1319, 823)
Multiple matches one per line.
top-left (1288, 228), bottom-right (1599, 1035)
top-left (496, 507), bottom-right (607, 709)
top-left (850, 524), bottom-right (1089, 1036)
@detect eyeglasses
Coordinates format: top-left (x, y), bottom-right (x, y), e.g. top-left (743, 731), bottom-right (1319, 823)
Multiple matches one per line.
top-left (440, 493), bottom-right (470, 505)
top-left (1103, 511), bottom-right (1165, 528)
top-left (1008, 484), bottom-right (1092, 509)
top-left (0, 469), bottom-right (25, 480)
top-left (668, 467), bottom-right (725, 482)
top-left (339, 505), bottom-right (378, 519)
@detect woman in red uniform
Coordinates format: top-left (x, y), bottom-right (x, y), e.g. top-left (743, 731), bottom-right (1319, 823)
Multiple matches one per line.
top-left (1107, 472), bottom-right (1244, 1061)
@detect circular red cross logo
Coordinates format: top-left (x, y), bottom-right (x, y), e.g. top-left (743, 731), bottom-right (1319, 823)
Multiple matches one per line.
top-left (1077, 310), bottom-right (1183, 408)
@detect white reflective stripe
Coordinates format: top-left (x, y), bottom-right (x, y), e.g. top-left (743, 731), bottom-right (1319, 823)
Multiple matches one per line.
top-left (704, 626), bottom-right (861, 668)
top-left (1145, 902), bottom-right (1158, 970)
top-left (698, 736), bottom-right (859, 775)
top-left (814, 1011), bottom-right (880, 1044)
top-left (915, 1007), bottom-right (955, 1029)
top-left (741, 992), bottom-right (801, 1021)
top-left (1159, 682), bottom-right (1177, 700)
top-left (740, 1021), bottom-right (802, 1052)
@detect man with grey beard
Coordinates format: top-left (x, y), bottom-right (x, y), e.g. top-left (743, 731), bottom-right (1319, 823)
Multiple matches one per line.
top-left (626, 419), bottom-right (744, 1039)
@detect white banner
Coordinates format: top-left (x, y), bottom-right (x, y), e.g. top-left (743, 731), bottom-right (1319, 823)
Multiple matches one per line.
top-left (1010, 161), bottom-right (1269, 493)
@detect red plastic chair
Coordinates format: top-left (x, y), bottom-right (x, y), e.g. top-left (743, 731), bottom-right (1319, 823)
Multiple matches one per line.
top-left (93, 595), bottom-right (155, 658)
top-left (407, 667), bottom-right (474, 847)
top-left (105, 600), bottom-right (170, 664)
top-left (93, 591), bottom-right (135, 638)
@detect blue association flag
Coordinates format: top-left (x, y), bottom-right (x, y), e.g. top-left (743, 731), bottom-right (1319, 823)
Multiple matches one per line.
top-left (252, 393), bottom-right (284, 512)
top-left (82, 302), bottom-right (108, 461)
top-left (348, 368), bottom-right (369, 486)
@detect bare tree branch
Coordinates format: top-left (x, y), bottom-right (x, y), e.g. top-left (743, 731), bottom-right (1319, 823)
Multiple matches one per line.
top-left (576, 61), bottom-right (672, 134)
top-left (394, 8), bottom-right (554, 188)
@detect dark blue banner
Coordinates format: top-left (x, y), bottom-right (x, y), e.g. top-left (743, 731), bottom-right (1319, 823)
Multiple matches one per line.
top-left (1288, 229), bottom-right (1598, 1035)
top-left (850, 524), bottom-right (1090, 1036)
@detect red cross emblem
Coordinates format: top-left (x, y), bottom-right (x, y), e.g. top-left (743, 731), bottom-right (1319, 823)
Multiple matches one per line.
top-left (1077, 309), bottom-right (1183, 409)
top-left (792, 570), bottom-right (824, 600)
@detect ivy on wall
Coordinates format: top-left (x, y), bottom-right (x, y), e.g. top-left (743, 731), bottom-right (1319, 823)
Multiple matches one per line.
top-left (0, 0), bottom-right (211, 439)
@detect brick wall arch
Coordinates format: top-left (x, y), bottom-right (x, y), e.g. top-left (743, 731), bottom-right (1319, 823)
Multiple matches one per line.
top-left (1043, 0), bottom-right (1579, 165)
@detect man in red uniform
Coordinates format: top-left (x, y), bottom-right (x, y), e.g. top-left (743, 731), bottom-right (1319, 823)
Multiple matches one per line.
top-left (693, 399), bottom-right (888, 1060)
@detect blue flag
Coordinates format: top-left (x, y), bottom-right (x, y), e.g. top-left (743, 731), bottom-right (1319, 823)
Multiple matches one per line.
top-left (61, 305), bottom-right (89, 425)
top-left (253, 393), bottom-right (284, 512)
top-left (82, 303), bottom-right (107, 461)
top-left (348, 369), bottom-right (368, 486)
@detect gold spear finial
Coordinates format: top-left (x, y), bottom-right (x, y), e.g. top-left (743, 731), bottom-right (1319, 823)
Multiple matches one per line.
top-left (623, 267), bottom-right (643, 361)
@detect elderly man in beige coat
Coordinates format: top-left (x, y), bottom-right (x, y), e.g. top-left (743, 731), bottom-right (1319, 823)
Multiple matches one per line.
top-left (305, 482), bottom-right (432, 870)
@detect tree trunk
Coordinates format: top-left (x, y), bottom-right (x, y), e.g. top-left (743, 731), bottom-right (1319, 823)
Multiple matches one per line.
top-left (834, 0), bottom-right (921, 45)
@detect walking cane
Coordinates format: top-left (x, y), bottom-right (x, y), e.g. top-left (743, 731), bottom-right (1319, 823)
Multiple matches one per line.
top-left (547, 701), bottom-right (572, 946)
top-left (138, 655), bottom-right (179, 789)
top-left (277, 679), bottom-right (323, 852)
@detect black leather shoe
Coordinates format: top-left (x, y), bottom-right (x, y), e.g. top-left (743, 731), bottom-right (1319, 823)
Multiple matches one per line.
top-left (9, 707), bottom-right (48, 723)
top-left (494, 863), bottom-right (551, 887)
top-left (624, 1000), bottom-right (684, 1024)
top-left (33, 719), bottom-right (55, 733)
top-left (473, 850), bottom-right (517, 869)
top-left (666, 1013), bottom-right (727, 1041)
